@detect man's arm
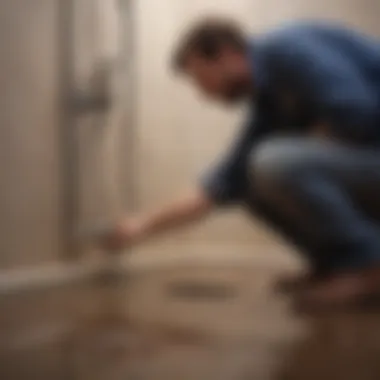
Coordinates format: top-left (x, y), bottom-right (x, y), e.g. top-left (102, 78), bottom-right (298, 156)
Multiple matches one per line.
top-left (101, 187), bottom-right (213, 250)
top-left (263, 27), bottom-right (379, 142)
top-left (126, 187), bottom-right (213, 241)
top-left (103, 113), bottom-right (267, 250)
top-left (200, 110), bottom-right (270, 206)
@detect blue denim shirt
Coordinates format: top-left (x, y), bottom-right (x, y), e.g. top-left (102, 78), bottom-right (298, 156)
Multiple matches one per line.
top-left (202, 22), bottom-right (380, 205)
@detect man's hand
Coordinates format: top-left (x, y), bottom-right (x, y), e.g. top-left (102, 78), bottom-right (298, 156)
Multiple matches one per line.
top-left (100, 217), bottom-right (145, 251)
top-left (99, 187), bottom-right (213, 252)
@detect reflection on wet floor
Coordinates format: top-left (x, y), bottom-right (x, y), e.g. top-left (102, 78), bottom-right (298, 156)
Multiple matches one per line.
top-left (2, 263), bottom-right (380, 379)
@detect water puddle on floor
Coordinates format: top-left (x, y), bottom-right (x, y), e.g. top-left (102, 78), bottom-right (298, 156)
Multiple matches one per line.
top-left (3, 263), bottom-right (380, 379)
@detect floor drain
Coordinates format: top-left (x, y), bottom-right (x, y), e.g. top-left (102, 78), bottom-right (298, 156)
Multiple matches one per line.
top-left (167, 281), bottom-right (237, 301)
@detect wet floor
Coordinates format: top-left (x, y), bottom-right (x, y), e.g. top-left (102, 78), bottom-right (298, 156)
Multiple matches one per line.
top-left (2, 261), bottom-right (380, 380)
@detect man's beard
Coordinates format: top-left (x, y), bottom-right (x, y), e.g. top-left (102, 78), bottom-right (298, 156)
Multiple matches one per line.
top-left (221, 79), bottom-right (251, 104)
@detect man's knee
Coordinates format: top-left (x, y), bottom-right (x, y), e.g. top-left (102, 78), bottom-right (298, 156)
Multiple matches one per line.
top-left (248, 137), bottom-right (313, 195)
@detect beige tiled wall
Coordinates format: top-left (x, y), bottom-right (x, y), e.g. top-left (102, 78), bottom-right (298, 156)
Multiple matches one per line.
top-left (0, 0), bottom-right (62, 269)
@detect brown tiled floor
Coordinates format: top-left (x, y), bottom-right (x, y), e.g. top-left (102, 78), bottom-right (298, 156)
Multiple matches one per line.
top-left (2, 263), bottom-right (380, 380)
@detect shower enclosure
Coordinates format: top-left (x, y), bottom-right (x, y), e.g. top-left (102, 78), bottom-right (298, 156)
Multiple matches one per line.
top-left (0, 1), bottom-right (135, 378)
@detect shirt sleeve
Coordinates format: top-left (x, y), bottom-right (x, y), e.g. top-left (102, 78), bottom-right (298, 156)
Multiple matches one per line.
top-left (263, 28), bottom-right (379, 141)
top-left (200, 112), bottom-right (269, 206)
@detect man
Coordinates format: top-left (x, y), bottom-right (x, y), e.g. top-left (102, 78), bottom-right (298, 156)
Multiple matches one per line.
top-left (102, 19), bottom-right (380, 310)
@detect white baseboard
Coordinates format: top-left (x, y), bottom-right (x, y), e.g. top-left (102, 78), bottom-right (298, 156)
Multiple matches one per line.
top-left (0, 243), bottom-right (301, 297)
top-left (123, 242), bottom-right (301, 270)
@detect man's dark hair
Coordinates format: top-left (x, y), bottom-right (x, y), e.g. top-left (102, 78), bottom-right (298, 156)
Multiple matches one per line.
top-left (172, 18), bottom-right (247, 73)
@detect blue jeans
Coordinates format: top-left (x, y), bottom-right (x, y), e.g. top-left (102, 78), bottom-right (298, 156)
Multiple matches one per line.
top-left (247, 136), bottom-right (380, 273)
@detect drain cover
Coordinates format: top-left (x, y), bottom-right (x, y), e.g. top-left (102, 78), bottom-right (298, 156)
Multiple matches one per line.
top-left (167, 281), bottom-right (237, 301)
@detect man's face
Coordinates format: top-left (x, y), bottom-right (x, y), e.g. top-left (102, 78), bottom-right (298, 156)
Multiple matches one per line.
top-left (184, 50), bottom-right (252, 104)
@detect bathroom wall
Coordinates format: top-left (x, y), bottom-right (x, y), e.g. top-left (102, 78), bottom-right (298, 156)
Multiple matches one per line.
top-left (132, 0), bottom-right (380, 259)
